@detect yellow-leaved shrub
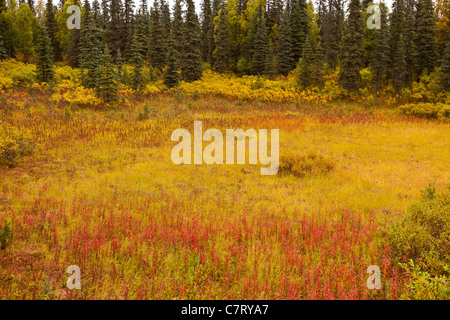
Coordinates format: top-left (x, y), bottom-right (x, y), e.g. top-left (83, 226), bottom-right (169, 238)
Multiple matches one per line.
top-left (0, 121), bottom-right (34, 167)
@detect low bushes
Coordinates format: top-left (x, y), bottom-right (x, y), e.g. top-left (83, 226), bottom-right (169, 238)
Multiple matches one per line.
top-left (0, 121), bottom-right (34, 167)
top-left (279, 151), bottom-right (335, 178)
top-left (399, 102), bottom-right (450, 121)
top-left (387, 185), bottom-right (450, 276)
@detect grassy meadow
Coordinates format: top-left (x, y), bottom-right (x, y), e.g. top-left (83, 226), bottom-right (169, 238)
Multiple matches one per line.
top-left (1, 88), bottom-right (449, 299)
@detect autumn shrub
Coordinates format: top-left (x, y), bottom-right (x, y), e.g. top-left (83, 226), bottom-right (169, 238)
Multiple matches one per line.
top-left (0, 221), bottom-right (13, 250)
top-left (0, 59), bottom-right (35, 87)
top-left (279, 151), bottom-right (335, 178)
top-left (386, 184), bottom-right (450, 277)
top-left (0, 120), bottom-right (34, 167)
top-left (399, 260), bottom-right (450, 300)
top-left (399, 102), bottom-right (450, 121)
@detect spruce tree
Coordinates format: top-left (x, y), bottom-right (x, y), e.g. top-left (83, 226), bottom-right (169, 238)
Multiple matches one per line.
top-left (252, 4), bottom-right (269, 75)
top-left (96, 46), bottom-right (119, 104)
top-left (404, 4), bottom-right (419, 84)
top-left (320, 0), bottom-right (343, 68)
top-left (164, 31), bottom-right (180, 88)
top-left (201, 0), bottom-right (213, 63)
top-left (392, 33), bottom-right (407, 92)
top-left (35, 25), bottom-right (55, 84)
top-left (45, 0), bottom-right (61, 61)
top-left (0, 27), bottom-right (7, 61)
top-left (372, 2), bottom-right (390, 94)
top-left (277, 7), bottom-right (294, 75)
top-left (149, 2), bottom-right (167, 70)
top-left (264, 41), bottom-right (277, 78)
top-left (297, 35), bottom-right (314, 88)
top-left (338, 0), bottom-right (364, 92)
top-left (181, 0), bottom-right (203, 82)
top-left (134, 14), bottom-right (150, 62)
top-left (213, 7), bottom-right (229, 73)
top-left (439, 36), bottom-right (450, 92)
top-left (129, 32), bottom-right (146, 90)
top-left (290, 0), bottom-right (309, 63)
top-left (79, 2), bottom-right (103, 89)
top-left (172, 0), bottom-right (185, 59)
top-left (389, 0), bottom-right (404, 70)
top-left (105, 0), bottom-right (125, 61)
top-left (416, 0), bottom-right (438, 75)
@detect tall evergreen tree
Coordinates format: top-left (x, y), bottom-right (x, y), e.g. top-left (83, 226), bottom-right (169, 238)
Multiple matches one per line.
top-left (372, 2), bottom-right (390, 94)
top-left (134, 14), bottom-right (150, 62)
top-left (297, 34), bottom-right (315, 88)
top-left (80, 2), bottom-right (103, 88)
top-left (129, 32), bottom-right (146, 90)
top-left (392, 33), bottom-right (407, 92)
top-left (149, 2), bottom-right (167, 70)
top-left (201, 0), bottom-right (213, 63)
top-left (404, 3), bottom-right (419, 84)
top-left (172, 0), bottom-right (185, 58)
top-left (181, 0), bottom-right (202, 82)
top-left (213, 7), bottom-right (229, 73)
top-left (290, 0), bottom-right (309, 63)
top-left (35, 25), bottom-right (55, 84)
top-left (96, 46), bottom-right (119, 104)
top-left (339, 0), bottom-right (364, 92)
top-left (320, 0), bottom-right (343, 68)
top-left (277, 6), bottom-right (294, 75)
top-left (0, 26), bottom-right (7, 60)
top-left (416, 0), bottom-right (438, 75)
top-left (105, 0), bottom-right (125, 61)
top-left (45, 0), bottom-right (61, 61)
top-left (389, 0), bottom-right (404, 70)
top-left (252, 4), bottom-right (269, 75)
top-left (164, 31), bottom-right (180, 88)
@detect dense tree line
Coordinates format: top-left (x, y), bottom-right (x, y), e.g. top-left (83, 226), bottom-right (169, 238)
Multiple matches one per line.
top-left (0, 0), bottom-right (449, 95)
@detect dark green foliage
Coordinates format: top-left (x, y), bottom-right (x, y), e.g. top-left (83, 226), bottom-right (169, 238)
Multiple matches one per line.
top-left (129, 32), bottom-right (146, 90)
top-left (35, 25), bottom-right (55, 84)
top-left (213, 7), bottom-right (229, 73)
top-left (172, 0), bottom-right (184, 57)
top-left (79, 3), bottom-right (103, 88)
top-left (440, 38), bottom-right (450, 92)
top-left (252, 4), bottom-right (269, 75)
top-left (149, 2), bottom-right (167, 71)
top-left (389, 0), bottom-right (404, 71)
top-left (164, 32), bottom-right (180, 88)
top-left (339, 0), bottom-right (364, 92)
top-left (404, 4), bottom-right (419, 84)
top-left (45, 0), bottom-right (61, 61)
top-left (416, 0), bottom-right (438, 76)
top-left (96, 46), bottom-right (119, 104)
top-left (297, 35), bottom-right (315, 88)
top-left (133, 14), bottom-right (150, 62)
top-left (0, 221), bottom-right (13, 250)
top-left (372, 2), bottom-right (390, 93)
top-left (181, 0), bottom-right (202, 82)
top-left (0, 26), bottom-right (7, 60)
top-left (201, 0), bottom-right (213, 64)
top-left (67, 29), bottom-right (81, 68)
top-left (387, 184), bottom-right (450, 276)
top-left (277, 7), bottom-right (294, 75)
top-left (320, 0), bottom-right (344, 68)
top-left (392, 33), bottom-right (407, 92)
top-left (105, 0), bottom-right (125, 61)
top-left (290, 0), bottom-right (309, 63)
